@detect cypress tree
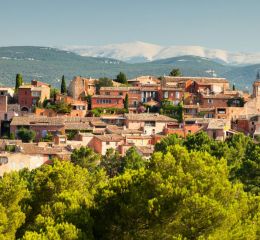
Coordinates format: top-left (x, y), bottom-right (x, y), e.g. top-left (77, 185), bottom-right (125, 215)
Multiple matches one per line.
top-left (15, 73), bottom-right (23, 92)
top-left (124, 94), bottom-right (129, 112)
top-left (61, 75), bottom-right (67, 94)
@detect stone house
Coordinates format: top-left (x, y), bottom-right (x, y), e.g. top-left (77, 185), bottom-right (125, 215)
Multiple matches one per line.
top-left (68, 76), bottom-right (96, 100)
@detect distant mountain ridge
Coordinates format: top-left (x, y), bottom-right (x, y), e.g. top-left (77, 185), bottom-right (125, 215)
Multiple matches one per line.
top-left (0, 46), bottom-right (259, 91)
top-left (62, 41), bottom-right (260, 65)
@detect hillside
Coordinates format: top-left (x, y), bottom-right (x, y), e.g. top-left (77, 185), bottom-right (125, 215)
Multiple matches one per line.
top-left (63, 41), bottom-right (260, 65)
top-left (0, 46), bottom-right (258, 89)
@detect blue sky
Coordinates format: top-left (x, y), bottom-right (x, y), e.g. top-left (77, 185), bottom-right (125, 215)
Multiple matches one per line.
top-left (0, 0), bottom-right (259, 52)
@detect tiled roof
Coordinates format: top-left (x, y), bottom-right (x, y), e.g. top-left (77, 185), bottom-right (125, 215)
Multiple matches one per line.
top-left (94, 134), bottom-right (124, 142)
top-left (106, 125), bottom-right (142, 135)
top-left (207, 119), bottom-right (230, 130)
top-left (163, 76), bottom-right (228, 83)
top-left (18, 143), bottom-right (69, 155)
top-left (64, 122), bottom-right (92, 130)
top-left (11, 116), bottom-right (102, 127)
top-left (201, 93), bottom-right (234, 99)
top-left (161, 87), bottom-right (184, 91)
top-left (10, 116), bottom-right (64, 126)
top-left (100, 86), bottom-right (140, 91)
top-left (92, 95), bottom-right (123, 99)
top-left (136, 145), bottom-right (154, 155)
top-left (125, 113), bottom-right (177, 122)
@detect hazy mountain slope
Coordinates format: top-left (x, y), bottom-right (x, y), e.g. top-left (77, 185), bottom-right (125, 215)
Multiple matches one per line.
top-left (0, 46), bottom-right (257, 90)
top-left (63, 41), bottom-right (260, 65)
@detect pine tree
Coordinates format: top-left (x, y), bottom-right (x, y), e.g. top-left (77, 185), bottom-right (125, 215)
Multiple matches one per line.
top-left (15, 73), bottom-right (23, 92)
top-left (61, 75), bottom-right (67, 94)
top-left (169, 68), bottom-right (181, 77)
top-left (116, 72), bottom-right (127, 84)
top-left (232, 84), bottom-right (236, 90)
top-left (124, 94), bottom-right (129, 112)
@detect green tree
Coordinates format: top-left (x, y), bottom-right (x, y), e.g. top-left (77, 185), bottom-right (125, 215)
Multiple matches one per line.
top-left (155, 134), bottom-right (183, 153)
top-left (123, 94), bottom-right (129, 112)
top-left (121, 147), bottom-right (145, 171)
top-left (18, 160), bottom-right (106, 239)
top-left (232, 84), bottom-right (236, 90)
top-left (50, 88), bottom-right (59, 102)
top-left (100, 148), bottom-right (122, 177)
top-left (71, 146), bottom-right (101, 171)
top-left (86, 94), bottom-right (92, 110)
top-left (15, 73), bottom-right (23, 92)
top-left (169, 68), bottom-right (182, 77)
top-left (60, 75), bottom-right (67, 94)
top-left (116, 72), bottom-right (127, 84)
top-left (95, 77), bottom-right (113, 94)
top-left (17, 128), bottom-right (36, 142)
top-left (94, 145), bottom-right (259, 239)
top-left (0, 172), bottom-right (29, 240)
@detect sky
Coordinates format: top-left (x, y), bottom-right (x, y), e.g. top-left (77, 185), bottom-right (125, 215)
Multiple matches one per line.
top-left (0, 0), bottom-right (259, 52)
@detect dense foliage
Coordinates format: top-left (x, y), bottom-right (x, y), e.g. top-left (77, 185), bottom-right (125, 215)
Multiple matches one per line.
top-left (115, 72), bottom-right (127, 84)
top-left (17, 128), bottom-right (36, 143)
top-left (95, 77), bottom-right (113, 94)
top-left (0, 133), bottom-right (259, 239)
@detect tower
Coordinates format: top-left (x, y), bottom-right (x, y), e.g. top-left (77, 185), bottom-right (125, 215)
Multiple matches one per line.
top-left (253, 71), bottom-right (260, 97)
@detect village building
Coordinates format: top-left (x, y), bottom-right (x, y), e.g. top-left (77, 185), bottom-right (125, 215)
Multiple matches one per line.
top-left (125, 113), bottom-right (176, 135)
top-left (99, 86), bottom-right (141, 110)
top-left (91, 95), bottom-right (124, 109)
top-left (18, 80), bottom-right (50, 112)
top-left (127, 75), bottom-right (160, 86)
top-left (206, 118), bottom-right (231, 141)
top-left (68, 76), bottom-right (96, 100)
top-left (92, 134), bottom-right (124, 155)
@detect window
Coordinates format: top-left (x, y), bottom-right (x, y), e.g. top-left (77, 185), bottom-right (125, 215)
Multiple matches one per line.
top-left (176, 92), bottom-right (180, 99)
top-left (105, 92), bottom-right (110, 95)
top-left (119, 92), bottom-right (123, 96)
top-left (32, 91), bottom-right (40, 97)
top-left (208, 99), bottom-right (213, 104)
top-left (106, 142), bottom-right (110, 145)
top-left (164, 91), bottom-right (168, 98)
top-left (144, 121), bottom-right (155, 127)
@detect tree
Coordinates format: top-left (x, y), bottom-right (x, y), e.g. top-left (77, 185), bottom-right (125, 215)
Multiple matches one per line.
top-left (100, 148), bottom-right (122, 177)
top-left (71, 146), bottom-right (101, 171)
top-left (50, 88), bottom-right (60, 102)
top-left (94, 145), bottom-right (259, 239)
top-left (155, 134), bottom-right (183, 153)
top-left (121, 147), bottom-right (145, 171)
top-left (60, 75), bottom-right (67, 94)
top-left (19, 160), bottom-right (107, 239)
top-left (169, 68), bottom-right (181, 77)
top-left (123, 94), bottom-right (129, 112)
top-left (232, 84), bottom-right (236, 90)
top-left (86, 95), bottom-right (92, 110)
top-left (17, 128), bottom-right (36, 142)
top-left (95, 77), bottom-right (113, 94)
top-left (0, 172), bottom-right (28, 240)
top-left (15, 73), bottom-right (23, 92)
top-left (116, 72), bottom-right (127, 84)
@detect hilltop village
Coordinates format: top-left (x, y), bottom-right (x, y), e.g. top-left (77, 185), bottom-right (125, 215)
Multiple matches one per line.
top-left (1, 72), bottom-right (260, 175)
